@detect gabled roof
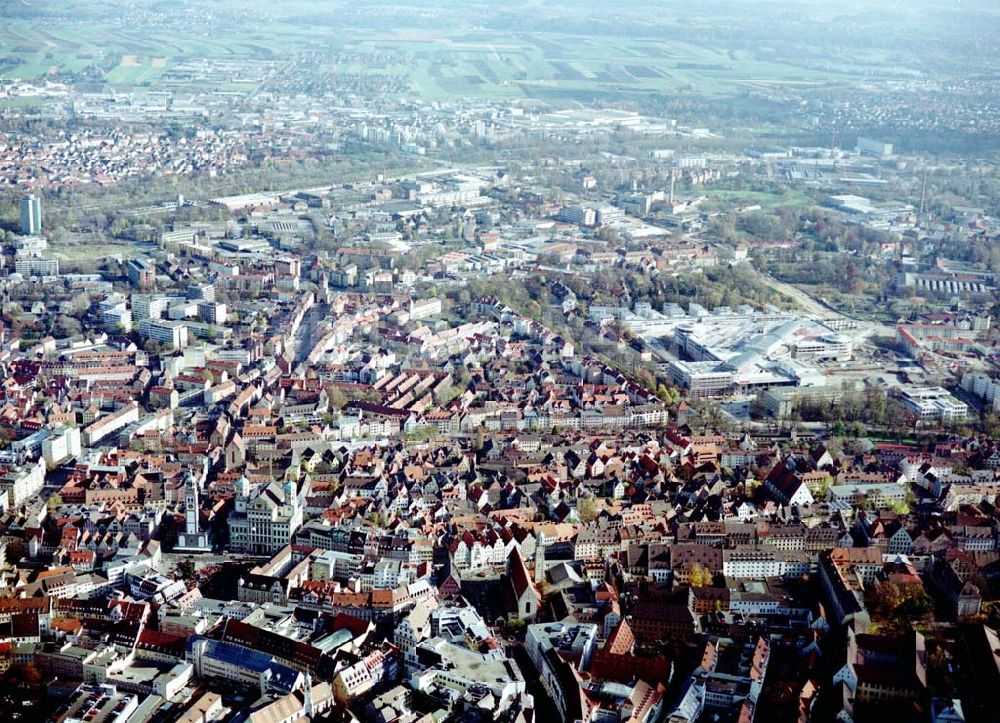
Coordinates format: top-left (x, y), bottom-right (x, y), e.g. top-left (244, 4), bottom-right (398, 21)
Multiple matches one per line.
top-left (507, 547), bottom-right (538, 603)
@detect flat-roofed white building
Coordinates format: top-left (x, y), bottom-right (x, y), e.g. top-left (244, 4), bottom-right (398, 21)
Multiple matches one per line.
top-left (137, 319), bottom-right (189, 350)
top-left (898, 386), bottom-right (968, 423)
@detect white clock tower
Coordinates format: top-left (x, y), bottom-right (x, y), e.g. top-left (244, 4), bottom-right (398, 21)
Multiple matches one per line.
top-left (177, 472), bottom-right (211, 552)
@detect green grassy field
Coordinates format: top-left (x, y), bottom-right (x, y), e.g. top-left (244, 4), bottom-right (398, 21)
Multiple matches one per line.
top-left (0, 11), bottom-right (859, 102)
top-left (349, 31), bottom-right (849, 102)
top-left (50, 241), bottom-right (146, 263)
top-left (703, 189), bottom-right (813, 210)
top-left (106, 58), bottom-right (169, 86)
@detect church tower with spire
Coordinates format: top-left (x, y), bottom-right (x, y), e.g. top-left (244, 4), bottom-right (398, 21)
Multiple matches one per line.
top-left (534, 530), bottom-right (546, 584)
top-left (303, 671), bottom-right (314, 718)
top-left (184, 473), bottom-right (199, 537)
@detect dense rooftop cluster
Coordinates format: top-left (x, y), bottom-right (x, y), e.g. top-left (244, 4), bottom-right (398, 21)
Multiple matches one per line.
top-left (0, 13), bottom-right (997, 715)
top-left (0, 171), bottom-right (998, 723)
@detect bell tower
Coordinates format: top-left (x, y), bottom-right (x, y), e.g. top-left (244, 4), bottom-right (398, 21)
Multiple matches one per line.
top-left (184, 474), bottom-right (199, 536)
